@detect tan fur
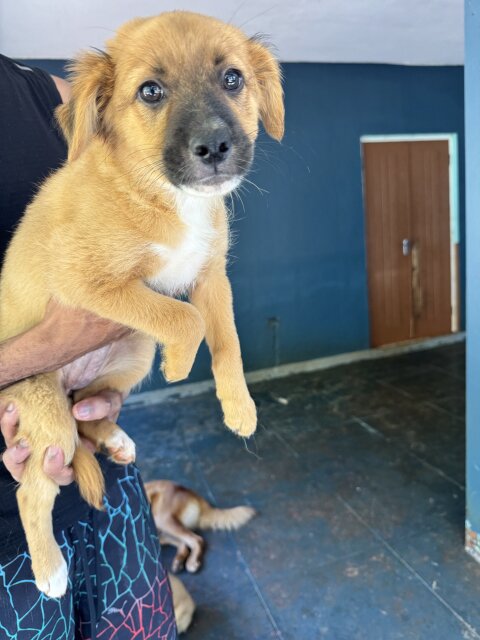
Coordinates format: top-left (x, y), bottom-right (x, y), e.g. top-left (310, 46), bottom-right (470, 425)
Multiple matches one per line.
top-left (0, 11), bottom-right (283, 596)
top-left (169, 573), bottom-right (196, 634)
top-left (145, 480), bottom-right (255, 574)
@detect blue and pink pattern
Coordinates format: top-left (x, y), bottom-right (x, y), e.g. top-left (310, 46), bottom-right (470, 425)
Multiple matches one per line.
top-left (0, 464), bottom-right (177, 640)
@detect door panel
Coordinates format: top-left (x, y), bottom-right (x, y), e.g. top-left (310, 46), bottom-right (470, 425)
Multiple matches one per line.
top-left (363, 142), bottom-right (413, 347)
top-left (363, 139), bottom-right (452, 347)
top-left (409, 141), bottom-right (451, 337)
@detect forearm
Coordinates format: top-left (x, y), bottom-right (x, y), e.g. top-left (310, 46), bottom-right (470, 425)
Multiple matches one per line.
top-left (0, 306), bottom-right (130, 390)
top-left (0, 325), bottom-right (62, 389)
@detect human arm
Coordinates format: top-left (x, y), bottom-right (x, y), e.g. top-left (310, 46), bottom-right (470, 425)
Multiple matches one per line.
top-left (0, 300), bottom-right (131, 390)
top-left (50, 75), bottom-right (71, 103)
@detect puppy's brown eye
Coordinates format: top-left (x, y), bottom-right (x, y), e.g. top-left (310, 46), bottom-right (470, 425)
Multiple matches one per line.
top-left (223, 69), bottom-right (243, 91)
top-left (139, 82), bottom-right (164, 104)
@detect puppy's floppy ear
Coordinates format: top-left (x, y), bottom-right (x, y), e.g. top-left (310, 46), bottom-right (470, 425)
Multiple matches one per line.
top-left (56, 50), bottom-right (114, 161)
top-left (248, 37), bottom-right (285, 141)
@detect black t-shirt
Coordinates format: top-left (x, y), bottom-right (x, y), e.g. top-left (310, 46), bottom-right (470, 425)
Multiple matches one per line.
top-left (0, 54), bottom-right (67, 263)
top-left (0, 54), bottom-right (90, 558)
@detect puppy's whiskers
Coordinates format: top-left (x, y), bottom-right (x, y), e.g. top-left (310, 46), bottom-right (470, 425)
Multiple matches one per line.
top-left (242, 435), bottom-right (262, 460)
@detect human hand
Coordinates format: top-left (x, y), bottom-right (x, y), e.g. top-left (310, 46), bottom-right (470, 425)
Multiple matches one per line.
top-left (0, 390), bottom-right (124, 483)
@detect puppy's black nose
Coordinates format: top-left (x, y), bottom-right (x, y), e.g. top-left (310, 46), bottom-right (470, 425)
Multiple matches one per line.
top-left (190, 129), bottom-right (231, 165)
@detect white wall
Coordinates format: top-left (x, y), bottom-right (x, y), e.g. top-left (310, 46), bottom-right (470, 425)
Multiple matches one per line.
top-left (0, 0), bottom-right (464, 64)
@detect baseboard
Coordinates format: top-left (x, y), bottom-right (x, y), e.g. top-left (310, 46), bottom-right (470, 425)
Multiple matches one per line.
top-left (125, 332), bottom-right (465, 408)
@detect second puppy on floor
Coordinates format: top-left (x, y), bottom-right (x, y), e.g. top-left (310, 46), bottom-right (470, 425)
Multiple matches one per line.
top-left (146, 480), bottom-right (255, 573)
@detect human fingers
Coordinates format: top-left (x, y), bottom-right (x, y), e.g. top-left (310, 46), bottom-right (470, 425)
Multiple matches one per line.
top-left (73, 390), bottom-right (124, 423)
top-left (43, 446), bottom-right (75, 486)
top-left (1, 439), bottom-right (30, 482)
top-left (0, 402), bottom-right (19, 448)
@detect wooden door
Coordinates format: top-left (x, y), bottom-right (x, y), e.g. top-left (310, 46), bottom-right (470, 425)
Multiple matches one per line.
top-left (363, 140), bottom-right (452, 347)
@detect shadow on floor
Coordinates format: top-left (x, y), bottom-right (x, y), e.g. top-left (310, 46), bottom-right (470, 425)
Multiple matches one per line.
top-left (121, 340), bottom-right (477, 640)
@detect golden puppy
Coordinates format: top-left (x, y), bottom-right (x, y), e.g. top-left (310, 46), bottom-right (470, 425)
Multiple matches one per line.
top-left (145, 480), bottom-right (255, 574)
top-left (0, 11), bottom-right (283, 597)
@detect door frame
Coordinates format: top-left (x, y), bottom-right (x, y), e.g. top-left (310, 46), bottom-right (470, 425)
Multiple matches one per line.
top-left (360, 133), bottom-right (460, 335)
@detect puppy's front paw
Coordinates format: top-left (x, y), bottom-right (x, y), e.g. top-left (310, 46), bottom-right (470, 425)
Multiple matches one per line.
top-left (185, 554), bottom-right (202, 574)
top-left (161, 306), bottom-right (205, 382)
top-left (161, 344), bottom-right (198, 383)
top-left (105, 428), bottom-right (136, 464)
top-left (221, 394), bottom-right (257, 437)
top-left (34, 551), bottom-right (68, 598)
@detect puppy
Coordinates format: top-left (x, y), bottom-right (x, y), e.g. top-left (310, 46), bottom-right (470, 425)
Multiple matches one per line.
top-left (0, 11), bottom-right (283, 597)
top-left (145, 480), bottom-right (255, 574)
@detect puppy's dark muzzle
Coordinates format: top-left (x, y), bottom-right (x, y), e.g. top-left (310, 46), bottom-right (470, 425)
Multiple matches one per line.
top-left (163, 97), bottom-right (253, 192)
top-left (190, 127), bottom-right (232, 167)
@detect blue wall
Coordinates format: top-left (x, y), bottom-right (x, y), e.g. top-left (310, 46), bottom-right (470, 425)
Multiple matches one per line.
top-left (465, 0), bottom-right (480, 548)
top-left (26, 60), bottom-right (465, 387)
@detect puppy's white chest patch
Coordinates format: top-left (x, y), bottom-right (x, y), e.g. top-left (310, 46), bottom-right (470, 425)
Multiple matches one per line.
top-left (147, 195), bottom-right (216, 295)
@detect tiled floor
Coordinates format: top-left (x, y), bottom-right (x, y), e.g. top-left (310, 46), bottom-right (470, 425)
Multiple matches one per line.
top-left (121, 339), bottom-right (479, 640)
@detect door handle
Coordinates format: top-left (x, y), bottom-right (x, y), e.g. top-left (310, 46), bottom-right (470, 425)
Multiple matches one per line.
top-left (402, 239), bottom-right (411, 256)
top-left (411, 243), bottom-right (423, 318)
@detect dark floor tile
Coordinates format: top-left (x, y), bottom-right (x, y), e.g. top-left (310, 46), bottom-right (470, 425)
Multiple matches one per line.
top-left (276, 418), bottom-right (466, 543)
top-left (329, 357), bottom-right (439, 386)
top-left (418, 343), bottom-right (466, 380)
top-left (168, 533), bottom-right (279, 640)
top-left (385, 368), bottom-right (464, 404)
top-left (361, 403), bottom-right (465, 486)
top-left (319, 378), bottom-right (412, 420)
top-left (322, 425), bottom-right (466, 543)
top-left (432, 394), bottom-right (466, 421)
top-left (391, 518), bottom-right (480, 635)
top-left (250, 548), bottom-right (474, 640)
top-left (234, 483), bottom-right (378, 578)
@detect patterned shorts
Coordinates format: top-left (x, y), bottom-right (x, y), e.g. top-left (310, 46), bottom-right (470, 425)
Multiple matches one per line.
top-left (0, 464), bottom-right (177, 640)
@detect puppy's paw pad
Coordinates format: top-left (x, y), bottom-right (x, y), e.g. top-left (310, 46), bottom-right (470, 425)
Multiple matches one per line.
top-left (186, 558), bottom-right (201, 574)
top-left (161, 361), bottom-right (191, 384)
top-left (222, 397), bottom-right (257, 438)
top-left (36, 558), bottom-right (68, 598)
top-left (105, 429), bottom-right (136, 464)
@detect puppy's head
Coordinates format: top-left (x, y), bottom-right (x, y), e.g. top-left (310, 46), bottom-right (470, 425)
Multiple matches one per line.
top-left (57, 11), bottom-right (284, 198)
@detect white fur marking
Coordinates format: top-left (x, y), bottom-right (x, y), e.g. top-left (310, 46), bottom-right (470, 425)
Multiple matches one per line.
top-left (147, 193), bottom-right (217, 295)
top-left (106, 428), bottom-right (136, 463)
top-left (37, 557), bottom-right (68, 598)
top-left (180, 176), bottom-right (241, 198)
top-left (180, 501), bottom-right (201, 529)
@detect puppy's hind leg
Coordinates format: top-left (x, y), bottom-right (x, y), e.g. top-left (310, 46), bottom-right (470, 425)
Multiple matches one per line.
top-left (74, 332), bottom-right (156, 464)
top-left (171, 543), bottom-right (191, 575)
top-left (1, 373), bottom-right (103, 597)
top-left (77, 418), bottom-right (136, 464)
top-left (17, 463), bottom-right (68, 598)
top-left (158, 533), bottom-right (189, 574)
top-left (160, 516), bottom-right (205, 574)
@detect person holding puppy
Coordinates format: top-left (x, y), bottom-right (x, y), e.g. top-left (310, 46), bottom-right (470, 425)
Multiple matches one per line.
top-left (0, 54), bottom-right (177, 639)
